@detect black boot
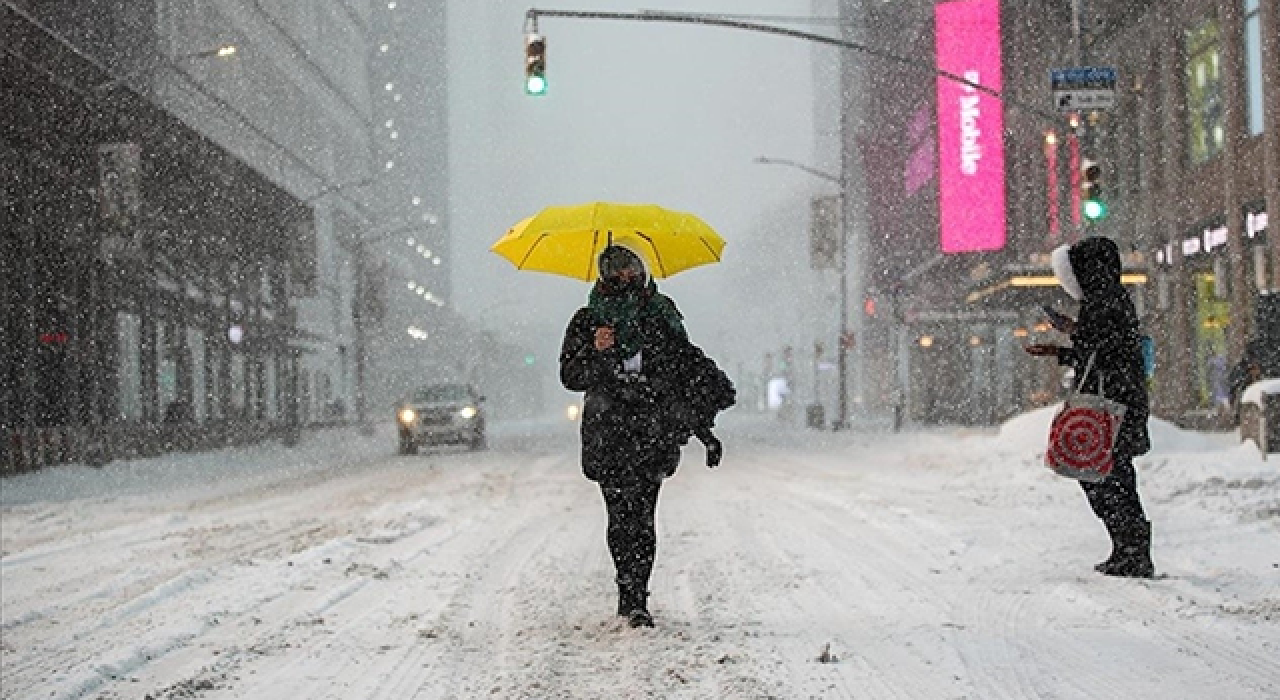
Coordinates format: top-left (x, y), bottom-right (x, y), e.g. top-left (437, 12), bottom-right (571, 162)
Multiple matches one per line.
top-left (1094, 518), bottom-right (1124, 574)
top-left (627, 607), bottom-right (654, 628)
top-left (1097, 519), bottom-right (1154, 579)
top-left (616, 579), bottom-right (653, 627)
top-left (616, 580), bottom-right (633, 617)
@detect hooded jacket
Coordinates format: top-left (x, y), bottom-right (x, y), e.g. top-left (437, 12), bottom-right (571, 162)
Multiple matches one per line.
top-left (1053, 237), bottom-right (1151, 457)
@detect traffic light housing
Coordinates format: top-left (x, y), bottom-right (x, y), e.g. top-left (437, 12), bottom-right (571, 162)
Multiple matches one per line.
top-left (524, 33), bottom-right (547, 96)
top-left (1080, 158), bottom-right (1106, 221)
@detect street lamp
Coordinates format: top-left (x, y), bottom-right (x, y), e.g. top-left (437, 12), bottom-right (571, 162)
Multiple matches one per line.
top-left (752, 155), bottom-right (855, 431)
top-left (92, 45), bottom-right (238, 93)
top-left (303, 177), bottom-right (377, 203)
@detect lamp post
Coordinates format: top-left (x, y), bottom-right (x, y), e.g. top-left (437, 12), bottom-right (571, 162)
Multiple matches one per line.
top-left (752, 155), bottom-right (856, 430)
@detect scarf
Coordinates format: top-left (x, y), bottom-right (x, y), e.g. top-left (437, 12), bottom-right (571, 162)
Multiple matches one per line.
top-left (586, 279), bottom-right (686, 359)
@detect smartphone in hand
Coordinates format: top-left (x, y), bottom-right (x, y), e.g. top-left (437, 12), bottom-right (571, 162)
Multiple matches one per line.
top-left (1041, 305), bottom-right (1074, 333)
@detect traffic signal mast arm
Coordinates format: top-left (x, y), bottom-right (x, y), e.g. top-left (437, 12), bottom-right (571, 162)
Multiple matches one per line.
top-left (522, 7), bottom-right (1067, 127)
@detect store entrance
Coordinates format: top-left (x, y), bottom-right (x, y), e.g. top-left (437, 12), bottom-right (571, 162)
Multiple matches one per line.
top-left (1192, 272), bottom-right (1230, 414)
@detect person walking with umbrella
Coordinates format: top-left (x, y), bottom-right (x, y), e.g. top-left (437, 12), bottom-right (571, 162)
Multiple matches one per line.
top-left (1024, 237), bottom-right (1155, 578)
top-left (559, 244), bottom-right (734, 627)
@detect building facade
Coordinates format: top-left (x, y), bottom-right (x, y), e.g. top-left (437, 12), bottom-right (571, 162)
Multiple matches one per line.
top-left (3, 2), bottom-right (316, 469)
top-left (143, 0), bottom-right (379, 426)
top-left (1, 1), bottom-right (417, 470)
top-left (839, 0), bottom-right (1278, 427)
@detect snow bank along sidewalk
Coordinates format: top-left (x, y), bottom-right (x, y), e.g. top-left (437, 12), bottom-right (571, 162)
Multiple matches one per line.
top-left (0, 425), bottom-right (392, 508)
top-left (967, 406), bottom-right (1279, 622)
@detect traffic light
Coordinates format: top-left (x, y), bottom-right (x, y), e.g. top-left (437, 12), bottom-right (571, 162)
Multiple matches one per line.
top-left (524, 33), bottom-right (547, 96)
top-left (1080, 157), bottom-right (1106, 221)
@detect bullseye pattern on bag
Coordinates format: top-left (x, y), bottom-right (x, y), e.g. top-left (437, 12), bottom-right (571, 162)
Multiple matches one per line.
top-left (1045, 353), bottom-right (1127, 483)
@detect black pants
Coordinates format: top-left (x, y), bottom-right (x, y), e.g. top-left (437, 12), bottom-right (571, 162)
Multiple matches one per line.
top-left (600, 480), bottom-right (662, 590)
top-left (1079, 454), bottom-right (1147, 528)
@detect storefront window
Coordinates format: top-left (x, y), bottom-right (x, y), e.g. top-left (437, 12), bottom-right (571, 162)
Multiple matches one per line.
top-left (1185, 20), bottom-right (1225, 164)
top-left (1244, 0), bottom-right (1264, 136)
top-left (207, 346), bottom-right (222, 421)
top-left (1193, 273), bottom-right (1230, 410)
top-left (265, 356), bottom-right (279, 420)
top-left (157, 323), bottom-right (177, 414)
top-left (116, 313), bottom-right (142, 421)
top-left (189, 329), bottom-right (206, 423)
top-left (230, 353), bottom-right (247, 414)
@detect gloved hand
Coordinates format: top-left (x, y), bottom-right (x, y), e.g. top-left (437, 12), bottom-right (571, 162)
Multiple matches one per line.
top-left (698, 430), bottom-right (723, 468)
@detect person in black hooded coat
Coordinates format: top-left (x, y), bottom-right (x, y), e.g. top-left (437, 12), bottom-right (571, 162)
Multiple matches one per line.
top-left (559, 245), bottom-right (735, 627)
top-left (1025, 236), bottom-right (1155, 578)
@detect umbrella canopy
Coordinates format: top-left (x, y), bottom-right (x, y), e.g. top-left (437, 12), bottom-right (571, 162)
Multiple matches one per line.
top-left (490, 202), bottom-right (725, 281)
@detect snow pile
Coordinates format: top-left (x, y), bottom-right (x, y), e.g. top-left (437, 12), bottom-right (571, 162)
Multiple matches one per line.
top-left (991, 403), bottom-right (1058, 456)
top-left (990, 403), bottom-right (1235, 457)
top-left (960, 404), bottom-right (1276, 524)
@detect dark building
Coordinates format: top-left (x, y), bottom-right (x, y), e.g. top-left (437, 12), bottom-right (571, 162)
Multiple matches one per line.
top-left (3, 3), bottom-right (312, 470)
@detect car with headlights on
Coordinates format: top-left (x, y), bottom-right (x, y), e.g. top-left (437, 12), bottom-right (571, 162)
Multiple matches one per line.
top-left (396, 384), bottom-right (486, 454)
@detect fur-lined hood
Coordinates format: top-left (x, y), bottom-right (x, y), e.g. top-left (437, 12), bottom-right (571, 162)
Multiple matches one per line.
top-left (1050, 244), bottom-right (1082, 300)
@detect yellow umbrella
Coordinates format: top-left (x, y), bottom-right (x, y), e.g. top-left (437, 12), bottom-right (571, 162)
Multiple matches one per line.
top-left (490, 202), bottom-right (725, 281)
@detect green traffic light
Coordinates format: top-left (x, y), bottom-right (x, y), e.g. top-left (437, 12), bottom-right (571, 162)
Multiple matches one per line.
top-left (1083, 199), bottom-right (1107, 221)
top-left (524, 354), bottom-right (536, 365)
top-left (525, 74), bottom-right (547, 96)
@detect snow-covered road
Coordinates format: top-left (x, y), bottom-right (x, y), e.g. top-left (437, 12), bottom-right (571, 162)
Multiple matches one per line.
top-left (3, 414), bottom-right (1278, 699)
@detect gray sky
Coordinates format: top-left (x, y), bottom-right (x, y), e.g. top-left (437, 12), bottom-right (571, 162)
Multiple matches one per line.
top-left (448, 0), bottom-right (840, 402)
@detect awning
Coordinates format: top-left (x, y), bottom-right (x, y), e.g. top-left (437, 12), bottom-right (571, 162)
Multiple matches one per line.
top-left (967, 265), bottom-right (1148, 306)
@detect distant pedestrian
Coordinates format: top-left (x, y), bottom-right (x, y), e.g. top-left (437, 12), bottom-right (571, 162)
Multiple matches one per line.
top-left (1228, 343), bottom-right (1264, 424)
top-left (559, 245), bottom-right (735, 627)
top-left (1024, 237), bottom-right (1154, 578)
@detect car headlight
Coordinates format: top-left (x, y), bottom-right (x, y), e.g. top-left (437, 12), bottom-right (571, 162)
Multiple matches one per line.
top-left (398, 408), bottom-right (417, 424)
top-left (458, 406), bottom-right (478, 419)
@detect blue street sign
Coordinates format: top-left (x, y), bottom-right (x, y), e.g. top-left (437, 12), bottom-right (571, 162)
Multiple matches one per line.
top-left (1050, 67), bottom-right (1118, 90)
top-left (1050, 66), bottom-right (1118, 111)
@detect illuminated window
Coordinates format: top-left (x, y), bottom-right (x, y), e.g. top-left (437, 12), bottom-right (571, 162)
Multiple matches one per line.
top-left (1185, 19), bottom-right (1224, 164)
top-left (1244, 0), bottom-right (1264, 135)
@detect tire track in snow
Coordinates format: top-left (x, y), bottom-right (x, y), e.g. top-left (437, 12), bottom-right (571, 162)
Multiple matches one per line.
top-left (178, 453), bottom-right (573, 700)
top-left (1, 451), bottom-right (520, 699)
top-left (710, 455), bottom-right (962, 700)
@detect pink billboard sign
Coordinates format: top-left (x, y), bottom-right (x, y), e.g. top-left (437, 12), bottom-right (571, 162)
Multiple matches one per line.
top-left (935, 0), bottom-right (1006, 253)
